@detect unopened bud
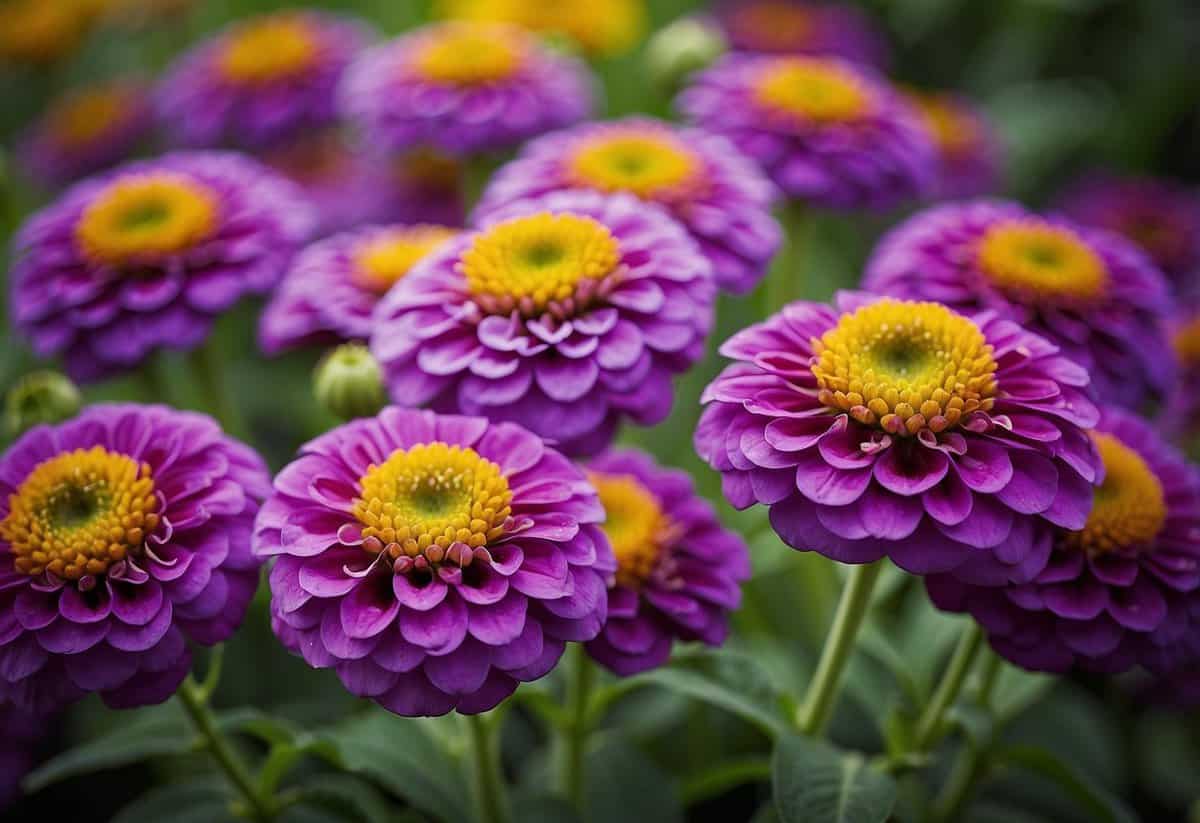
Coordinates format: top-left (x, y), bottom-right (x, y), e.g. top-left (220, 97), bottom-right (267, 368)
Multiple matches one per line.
top-left (314, 343), bottom-right (386, 421)
top-left (4, 370), bottom-right (82, 438)
top-left (645, 16), bottom-right (727, 92)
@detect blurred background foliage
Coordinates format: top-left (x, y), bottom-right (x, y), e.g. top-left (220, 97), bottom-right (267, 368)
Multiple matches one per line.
top-left (1, 1), bottom-right (1199, 822)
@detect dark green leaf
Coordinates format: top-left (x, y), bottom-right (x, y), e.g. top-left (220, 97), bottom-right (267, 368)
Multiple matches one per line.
top-left (216, 707), bottom-right (303, 746)
top-left (111, 779), bottom-right (235, 823)
top-left (292, 773), bottom-right (396, 823)
top-left (511, 792), bottom-right (582, 823)
top-left (585, 738), bottom-right (684, 823)
top-left (1134, 710), bottom-right (1200, 811)
top-left (996, 745), bottom-right (1138, 823)
top-left (772, 734), bottom-right (896, 823)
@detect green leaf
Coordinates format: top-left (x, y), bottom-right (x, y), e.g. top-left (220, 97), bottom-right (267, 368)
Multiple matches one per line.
top-left (216, 707), bottom-right (303, 746)
top-left (511, 792), bottom-right (582, 823)
top-left (991, 667), bottom-right (1056, 725)
top-left (996, 745), bottom-right (1138, 823)
top-left (292, 773), bottom-right (396, 823)
top-left (111, 779), bottom-right (235, 823)
top-left (1134, 710), bottom-right (1200, 811)
top-left (585, 738), bottom-right (684, 823)
top-left (634, 647), bottom-right (789, 737)
top-left (771, 735), bottom-right (896, 823)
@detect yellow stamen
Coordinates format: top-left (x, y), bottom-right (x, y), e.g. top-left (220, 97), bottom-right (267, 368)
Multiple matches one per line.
top-left (977, 220), bottom-right (1108, 303)
top-left (753, 57), bottom-right (869, 124)
top-left (1063, 433), bottom-right (1166, 555)
top-left (567, 131), bottom-right (702, 200)
top-left (413, 23), bottom-right (526, 85)
top-left (591, 472), bottom-right (674, 588)
top-left (353, 226), bottom-right (459, 294)
top-left (218, 13), bottom-right (318, 84)
top-left (47, 84), bottom-right (134, 147)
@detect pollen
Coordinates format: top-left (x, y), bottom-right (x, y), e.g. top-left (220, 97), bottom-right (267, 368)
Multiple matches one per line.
top-left (1063, 433), bottom-right (1167, 555)
top-left (218, 14), bottom-right (319, 84)
top-left (353, 225), bottom-right (459, 294)
top-left (977, 220), bottom-right (1108, 303)
top-left (753, 57), bottom-right (870, 124)
top-left (591, 472), bottom-right (676, 589)
top-left (413, 23), bottom-right (526, 85)
top-left (0, 446), bottom-right (160, 581)
top-left (567, 130), bottom-right (703, 201)
top-left (811, 299), bottom-right (998, 436)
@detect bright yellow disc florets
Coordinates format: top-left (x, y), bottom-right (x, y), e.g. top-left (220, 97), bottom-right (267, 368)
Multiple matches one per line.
top-left (413, 23), bottom-right (526, 85)
top-left (353, 226), bottom-right (459, 294)
top-left (47, 84), bottom-right (133, 147)
top-left (977, 220), bottom-right (1108, 303)
top-left (75, 173), bottom-right (218, 266)
top-left (567, 131), bottom-right (702, 200)
top-left (461, 213), bottom-right (621, 314)
top-left (218, 13), bottom-right (318, 84)
top-left (753, 57), bottom-right (870, 124)
top-left (353, 443), bottom-right (512, 564)
top-left (591, 472), bottom-right (674, 588)
top-left (438, 0), bottom-right (645, 56)
top-left (812, 299), bottom-right (998, 436)
top-left (0, 447), bottom-right (160, 580)
top-left (1063, 433), bottom-right (1166, 556)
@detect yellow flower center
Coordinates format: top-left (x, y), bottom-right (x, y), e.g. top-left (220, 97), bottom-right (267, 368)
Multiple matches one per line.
top-left (0, 447), bottom-right (160, 581)
top-left (461, 213), bottom-right (622, 315)
top-left (812, 299), bottom-right (998, 436)
top-left (218, 14), bottom-right (318, 84)
top-left (753, 57), bottom-right (870, 124)
top-left (1174, 315), bottom-right (1200, 368)
top-left (727, 1), bottom-right (813, 52)
top-left (906, 92), bottom-right (978, 158)
top-left (591, 472), bottom-right (673, 588)
top-left (353, 226), bottom-right (459, 295)
top-left (75, 173), bottom-right (218, 266)
top-left (438, 0), bottom-right (644, 56)
top-left (395, 148), bottom-right (462, 191)
top-left (47, 85), bottom-right (132, 147)
top-left (567, 131), bottom-right (702, 200)
top-left (353, 443), bottom-right (512, 566)
top-left (1063, 433), bottom-right (1166, 556)
top-left (413, 23), bottom-right (526, 85)
top-left (977, 220), bottom-right (1108, 303)
top-left (0, 0), bottom-right (88, 64)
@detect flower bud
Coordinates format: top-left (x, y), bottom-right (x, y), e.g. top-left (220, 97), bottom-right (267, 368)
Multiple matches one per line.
top-left (4, 370), bottom-right (82, 438)
top-left (644, 15), bottom-right (726, 93)
top-left (314, 343), bottom-right (386, 420)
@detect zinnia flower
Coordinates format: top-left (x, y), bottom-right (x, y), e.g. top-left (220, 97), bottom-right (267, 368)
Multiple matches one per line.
top-left (695, 292), bottom-right (1102, 585)
top-left (437, 0), bottom-right (646, 57)
top-left (903, 89), bottom-right (1001, 199)
top-left (863, 200), bottom-right (1175, 410)
top-left (372, 189), bottom-right (715, 456)
top-left (155, 10), bottom-right (375, 149)
top-left (927, 410), bottom-right (1200, 674)
top-left (712, 0), bottom-right (888, 67)
top-left (382, 149), bottom-right (467, 228)
top-left (677, 54), bottom-right (933, 209)
top-left (0, 404), bottom-right (270, 714)
top-left (0, 0), bottom-right (94, 66)
top-left (340, 22), bottom-right (594, 157)
top-left (10, 151), bottom-right (314, 382)
top-left (254, 407), bottom-right (615, 716)
top-left (16, 78), bottom-right (152, 190)
top-left (1163, 310), bottom-right (1200, 436)
top-left (1056, 174), bottom-right (1200, 298)
top-left (260, 223), bottom-right (459, 355)
top-left (584, 449), bottom-right (749, 675)
top-left (477, 117), bottom-right (781, 294)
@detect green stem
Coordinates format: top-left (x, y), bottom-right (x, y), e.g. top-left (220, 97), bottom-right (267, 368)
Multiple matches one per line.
top-left (561, 644), bottom-right (595, 810)
top-left (912, 622), bottom-right (984, 752)
top-left (764, 201), bottom-right (810, 316)
top-left (462, 154), bottom-right (501, 213)
top-left (679, 756), bottom-right (771, 806)
top-left (466, 713), bottom-right (511, 823)
top-left (188, 338), bottom-right (246, 439)
top-left (177, 674), bottom-right (274, 822)
top-left (930, 647), bottom-right (1005, 823)
top-left (795, 560), bottom-right (884, 736)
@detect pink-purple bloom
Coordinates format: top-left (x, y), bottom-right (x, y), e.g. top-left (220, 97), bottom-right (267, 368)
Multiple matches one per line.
top-left (712, 0), bottom-right (889, 67)
top-left (903, 90), bottom-right (1002, 200)
top-left (928, 410), bottom-right (1200, 674)
top-left (695, 292), bottom-right (1102, 585)
top-left (254, 407), bottom-right (616, 716)
top-left (864, 199), bottom-right (1175, 410)
top-left (476, 117), bottom-right (781, 294)
top-left (339, 22), bottom-right (594, 158)
top-left (677, 53), bottom-right (933, 209)
top-left (155, 11), bottom-right (376, 149)
top-left (10, 151), bottom-right (314, 382)
top-left (0, 404), bottom-right (270, 715)
top-left (372, 189), bottom-right (715, 456)
top-left (584, 449), bottom-right (749, 675)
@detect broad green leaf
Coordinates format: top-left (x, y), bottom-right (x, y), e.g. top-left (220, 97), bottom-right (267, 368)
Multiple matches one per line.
top-left (1134, 710), bottom-right (1200, 811)
top-left (111, 779), bottom-right (235, 823)
top-left (216, 707), bottom-right (303, 746)
top-left (772, 735), bottom-right (896, 823)
top-left (511, 792), bottom-right (582, 823)
top-left (292, 773), bottom-right (396, 823)
top-left (996, 746), bottom-right (1138, 823)
top-left (991, 666), bottom-right (1056, 725)
top-left (585, 738), bottom-right (684, 823)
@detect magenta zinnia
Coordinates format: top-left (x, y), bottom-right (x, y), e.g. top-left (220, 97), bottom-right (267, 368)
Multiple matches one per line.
top-left (712, 0), bottom-right (888, 67)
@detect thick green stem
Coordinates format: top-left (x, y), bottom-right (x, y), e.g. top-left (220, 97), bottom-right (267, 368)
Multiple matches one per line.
top-left (795, 560), bottom-right (884, 736)
top-left (177, 672), bottom-right (274, 822)
top-left (188, 338), bottom-right (246, 439)
top-left (930, 647), bottom-right (1005, 823)
top-left (561, 644), bottom-right (595, 810)
top-left (764, 201), bottom-right (811, 316)
top-left (466, 713), bottom-right (511, 823)
top-left (912, 622), bottom-right (984, 752)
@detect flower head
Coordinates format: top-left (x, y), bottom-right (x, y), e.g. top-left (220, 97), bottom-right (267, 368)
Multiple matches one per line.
top-left (372, 189), bottom-right (715, 456)
top-left (864, 200), bottom-right (1175, 410)
top-left (712, 0), bottom-right (888, 67)
top-left (261, 223), bottom-right (459, 355)
top-left (17, 78), bottom-right (152, 189)
top-left (678, 54), bottom-right (933, 209)
top-left (156, 11), bottom-right (375, 149)
top-left (10, 152), bottom-right (314, 382)
top-left (903, 89), bottom-right (1001, 199)
top-left (0, 404), bottom-right (270, 714)
top-left (437, 0), bottom-right (646, 56)
top-left (255, 407), bottom-right (615, 716)
top-left (584, 450), bottom-right (749, 675)
top-left (0, 0), bottom-right (94, 65)
top-left (696, 292), bottom-right (1103, 585)
top-left (340, 22), bottom-right (594, 157)
top-left (928, 410), bottom-right (1200, 674)
top-left (477, 117), bottom-right (781, 294)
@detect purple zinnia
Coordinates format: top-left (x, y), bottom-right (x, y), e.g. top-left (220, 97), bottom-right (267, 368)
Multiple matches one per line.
top-left (677, 53), bottom-right (933, 209)
top-left (713, 0), bottom-right (888, 67)
top-left (155, 10), bottom-right (375, 149)
top-left (477, 117), bottom-right (781, 294)
top-left (339, 21), bottom-right (594, 157)
top-left (10, 151), bottom-right (314, 382)
top-left (864, 200), bottom-right (1175, 410)
top-left (695, 292), bottom-right (1103, 585)
top-left (903, 89), bottom-right (1002, 199)
top-left (254, 407), bottom-right (616, 716)
top-left (16, 78), bottom-right (152, 190)
top-left (0, 404), bottom-right (270, 714)
top-left (927, 410), bottom-right (1200, 674)
top-left (371, 189), bottom-right (715, 456)
top-left (260, 223), bottom-right (460, 355)
top-left (584, 449), bottom-right (749, 675)
top-left (1163, 310), bottom-right (1200, 437)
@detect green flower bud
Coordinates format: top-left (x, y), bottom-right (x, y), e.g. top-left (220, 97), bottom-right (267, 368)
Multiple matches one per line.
top-left (314, 343), bottom-right (387, 421)
top-left (4, 370), bottom-right (82, 438)
top-left (644, 16), bottom-right (727, 93)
